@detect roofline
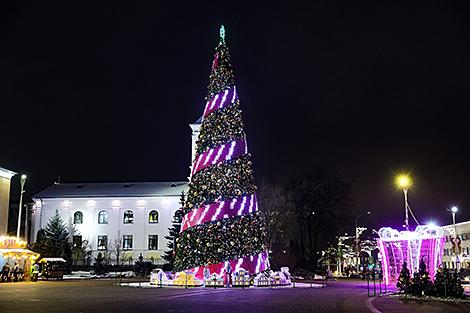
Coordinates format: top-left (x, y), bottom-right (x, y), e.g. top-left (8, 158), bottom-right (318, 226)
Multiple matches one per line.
top-left (36, 181), bottom-right (187, 185)
top-left (32, 194), bottom-right (183, 199)
top-left (0, 166), bottom-right (17, 179)
top-left (441, 220), bottom-right (470, 228)
top-left (32, 181), bottom-right (188, 199)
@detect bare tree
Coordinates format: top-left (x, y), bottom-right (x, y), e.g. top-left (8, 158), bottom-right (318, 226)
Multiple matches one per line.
top-left (287, 168), bottom-right (354, 269)
top-left (72, 239), bottom-right (92, 267)
top-left (109, 237), bottom-right (124, 266)
top-left (257, 180), bottom-right (293, 253)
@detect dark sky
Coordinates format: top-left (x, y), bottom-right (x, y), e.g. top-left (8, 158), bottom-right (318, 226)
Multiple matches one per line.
top-left (1, 1), bottom-right (470, 230)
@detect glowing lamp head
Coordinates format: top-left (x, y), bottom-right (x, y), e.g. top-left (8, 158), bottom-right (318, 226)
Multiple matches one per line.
top-left (451, 206), bottom-right (458, 213)
top-left (395, 174), bottom-right (412, 189)
top-left (21, 174), bottom-right (27, 180)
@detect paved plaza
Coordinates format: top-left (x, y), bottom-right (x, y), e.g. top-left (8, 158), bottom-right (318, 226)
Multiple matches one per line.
top-left (0, 279), bottom-right (469, 313)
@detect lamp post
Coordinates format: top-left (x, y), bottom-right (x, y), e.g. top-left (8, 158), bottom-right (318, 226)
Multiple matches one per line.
top-left (450, 206), bottom-right (458, 234)
top-left (395, 174), bottom-right (412, 231)
top-left (449, 206), bottom-right (460, 270)
top-left (16, 174), bottom-right (27, 238)
top-left (355, 211), bottom-right (371, 273)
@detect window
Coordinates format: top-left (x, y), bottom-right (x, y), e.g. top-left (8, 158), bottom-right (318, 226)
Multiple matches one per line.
top-left (72, 235), bottom-right (82, 249)
top-left (148, 235), bottom-right (158, 250)
top-left (98, 210), bottom-right (108, 224)
top-left (149, 210), bottom-right (159, 223)
top-left (123, 235), bottom-right (133, 250)
top-left (73, 211), bottom-right (83, 224)
top-left (97, 235), bottom-right (108, 250)
top-left (123, 210), bottom-right (134, 224)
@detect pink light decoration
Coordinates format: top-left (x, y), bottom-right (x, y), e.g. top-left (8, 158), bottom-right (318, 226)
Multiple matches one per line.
top-left (202, 86), bottom-right (238, 118)
top-left (180, 194), bottom-right (257, 233)
top-left (188, 251), bottom-right (269, 280)
top-left (377, 225), bottom-right (445, 285)
top-left (191, 138), bottom-right (247, 176)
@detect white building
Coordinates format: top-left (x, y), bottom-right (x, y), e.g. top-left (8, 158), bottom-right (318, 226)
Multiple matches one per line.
top-left (30, 118), bottom-right (201, 265)
top-left (442, 221), bottom-right (470, 270)
top-left (31, 182), bottom-right (187, 264)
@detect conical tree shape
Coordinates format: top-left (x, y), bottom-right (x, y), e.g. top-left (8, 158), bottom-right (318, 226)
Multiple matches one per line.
top-left (163, 192), bottom-right (185, 267)
top-left (174, 26), bottom-right (269, 276)
top-left (396, 261), bottom-right (411, 293)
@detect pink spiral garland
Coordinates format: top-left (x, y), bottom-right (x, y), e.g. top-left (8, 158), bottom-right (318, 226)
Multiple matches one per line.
top-left (203, 86), bottom-right (238, 118)
top-left (184, 86), bottom-right (269, 279)
top-left (191, 137), bottom-right (247, 176)
top-left (181, 194), bottom-right (258, 233)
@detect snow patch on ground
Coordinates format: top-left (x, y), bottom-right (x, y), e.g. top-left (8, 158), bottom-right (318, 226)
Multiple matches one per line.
top-left (62, 271), bottom-right (135, 280)
top-left (121, 282), bottom-right (325, 289)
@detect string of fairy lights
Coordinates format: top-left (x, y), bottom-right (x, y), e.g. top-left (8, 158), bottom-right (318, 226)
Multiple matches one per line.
top-left (174, 27), bottom-right (268, 272)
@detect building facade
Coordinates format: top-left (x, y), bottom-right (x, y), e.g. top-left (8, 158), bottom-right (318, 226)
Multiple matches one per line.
top-left (0, 166), bottom-right (16, 235)
top-left (442, 221), bottom-right (470, 270)
top-left (31, 182), bottom-right (187, 264)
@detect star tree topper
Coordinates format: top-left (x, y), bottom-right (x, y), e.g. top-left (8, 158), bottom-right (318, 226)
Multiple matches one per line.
top-left (219, 25), bottom-right (225, 45)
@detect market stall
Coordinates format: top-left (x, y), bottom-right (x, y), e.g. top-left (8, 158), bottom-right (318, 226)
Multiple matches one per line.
top-left (0, 236), bottom-right (39, 282)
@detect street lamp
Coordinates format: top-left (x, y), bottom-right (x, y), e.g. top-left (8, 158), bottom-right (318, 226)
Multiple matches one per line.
top-left (451, 206), bottom-right (458, 224)
top-left (448, 206), bottom-right (460, 270)
top-left (355, 210), bottom-right (371, 273)
top-left (395, 174), bottom-right (412, 230)
top-left (16, 174), bottom-right (27, 238)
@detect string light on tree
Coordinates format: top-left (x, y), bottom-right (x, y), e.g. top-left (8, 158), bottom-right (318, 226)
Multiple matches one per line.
top-left (174, 26), bottom-right (269, 277)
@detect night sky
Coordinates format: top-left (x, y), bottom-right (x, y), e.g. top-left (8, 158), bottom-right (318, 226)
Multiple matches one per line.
top-left (1, 1), bottom-right (470, 230)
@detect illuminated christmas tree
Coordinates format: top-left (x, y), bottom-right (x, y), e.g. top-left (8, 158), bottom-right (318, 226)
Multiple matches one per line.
top-left (174, 26), bottom-right (269, 277)
top-left (396, 261), bottom-right (411, 293)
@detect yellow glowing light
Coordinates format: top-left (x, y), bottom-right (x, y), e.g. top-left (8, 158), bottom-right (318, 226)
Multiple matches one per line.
top-left (395, 174), bottom-right (412, 189)
top-left (0, 236), bottom-right (27, 249)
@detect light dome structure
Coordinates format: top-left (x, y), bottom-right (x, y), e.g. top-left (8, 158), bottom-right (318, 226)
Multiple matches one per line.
top-left (377, 225), bottom-right (445, 285)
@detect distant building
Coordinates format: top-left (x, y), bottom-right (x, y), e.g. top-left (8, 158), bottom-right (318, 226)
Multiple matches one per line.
top-left (0, 166), bottom-right (16, 235)
top-left (441, 221), bottom-right (470, 270)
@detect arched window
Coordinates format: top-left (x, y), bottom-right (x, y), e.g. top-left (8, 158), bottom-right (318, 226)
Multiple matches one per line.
top-left (98, 210), bottom-right (108, 224)
top-left (123, 210), bottom-right (134, 224)
top-left (73, 211), bottom-right (83, 224)
top-left (149, 210), bottom-right (159, 224)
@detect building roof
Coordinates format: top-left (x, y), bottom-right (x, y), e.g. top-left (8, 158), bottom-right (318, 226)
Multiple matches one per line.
top-left (33, 181), bottom-right (188, 199)
top-left (0, 166), bottom-right (16, 179)
top-left (441, 220), bottom-right (470, 229)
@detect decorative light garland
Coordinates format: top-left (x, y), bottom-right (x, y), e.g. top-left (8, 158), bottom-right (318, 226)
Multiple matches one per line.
top-left (180, 194), bottom-right (258, 232)
top-left (377, 225), bottom-right (445, 285)
top-left (174, 27), bottom-right (269, 277)
top-left (191, 137), bottom-right (247, 176)
top-left (195, 104), bottom-right (245, 156)
top-left (203, 86), bottom-right (238, 118)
